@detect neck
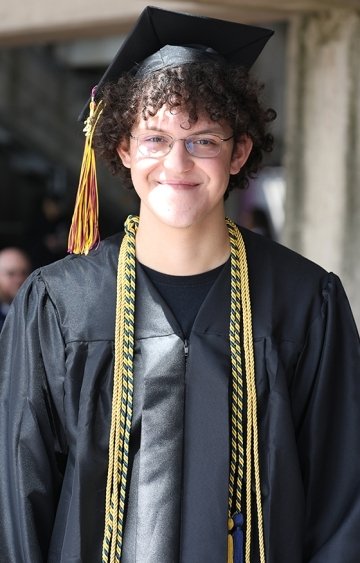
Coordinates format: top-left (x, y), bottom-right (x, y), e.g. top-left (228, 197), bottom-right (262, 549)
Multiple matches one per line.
top-left (134, 212), bottom-right (230, 275)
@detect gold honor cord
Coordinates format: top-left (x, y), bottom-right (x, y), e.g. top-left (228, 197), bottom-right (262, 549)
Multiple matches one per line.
top-left (227, 218), bottom-right (265, 563)
top-left (102, 215), bottom-right (138, 562)
top-left (102, 215), bottom-right (265, 563)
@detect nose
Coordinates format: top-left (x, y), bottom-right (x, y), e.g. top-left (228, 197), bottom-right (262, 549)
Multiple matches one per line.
top-left (163, 139), bottom-right (194, 173)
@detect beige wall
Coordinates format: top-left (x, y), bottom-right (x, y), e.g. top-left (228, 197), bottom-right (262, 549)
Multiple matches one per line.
top-left (1, 0), bottom-right (358, 44)
top-left (284, 10), bottom-right (360, 327)
top-left (0, 0), bottom-right (276, 45)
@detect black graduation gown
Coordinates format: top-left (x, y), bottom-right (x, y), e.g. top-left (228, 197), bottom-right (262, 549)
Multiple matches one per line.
top-left (0, 228), bottom-right (359, 563)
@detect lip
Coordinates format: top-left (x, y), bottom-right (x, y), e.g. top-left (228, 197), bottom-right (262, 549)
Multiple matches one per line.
top-left (156, 180), bottom-right (199, 189)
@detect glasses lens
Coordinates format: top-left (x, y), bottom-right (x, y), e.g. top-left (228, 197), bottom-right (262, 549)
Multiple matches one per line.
top-left (134, 132), bottom-right (227, 158)
top-left (137, 133), bottom-right (171, 157)
top-left (186, 135), bottom-right (222, 157)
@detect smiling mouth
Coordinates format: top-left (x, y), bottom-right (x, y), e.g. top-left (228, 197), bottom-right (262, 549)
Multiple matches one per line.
top-left (157, 180), bottom-right (199, 189)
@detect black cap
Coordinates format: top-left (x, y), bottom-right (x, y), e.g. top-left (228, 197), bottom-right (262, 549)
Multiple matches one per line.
top-left (79, 5), bottom-right (273, 121)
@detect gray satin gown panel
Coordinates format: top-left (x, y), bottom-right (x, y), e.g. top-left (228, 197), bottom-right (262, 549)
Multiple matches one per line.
top-left (136, 335), bottom-right (185, 562)
top-left (180, 262), bottom-right (231, 563)
top-left (122, 262), bottom-right (232, 563)
top-left (122, 266), bottom-right (186, 563)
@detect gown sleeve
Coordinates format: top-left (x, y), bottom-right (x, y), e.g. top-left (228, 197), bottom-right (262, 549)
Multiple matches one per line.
top-left (0, 271), bottom-right (68, 563)
top-left (294, 273), bottom-right (360, 562)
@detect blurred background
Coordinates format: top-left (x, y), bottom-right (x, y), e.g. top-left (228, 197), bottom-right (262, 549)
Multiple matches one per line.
top-left (0, 0), bottom-right (359, 326)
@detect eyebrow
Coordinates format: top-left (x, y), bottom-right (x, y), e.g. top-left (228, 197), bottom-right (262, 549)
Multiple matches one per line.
top-left (137, 126), bottom-right (228, 136)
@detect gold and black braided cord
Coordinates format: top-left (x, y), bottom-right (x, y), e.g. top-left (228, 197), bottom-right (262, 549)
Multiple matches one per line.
top-left (102, 216), bottom-right (138, 562)
top-left (226, 218), bottom-right (265, 563)
top-left (103, 215), bottom-right (265, 563)
top-left (228, 220), bottom-right (245, 515)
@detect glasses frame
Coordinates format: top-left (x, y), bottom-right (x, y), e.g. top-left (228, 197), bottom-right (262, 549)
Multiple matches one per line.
top-left (129, 131), bottom-right (234, 159)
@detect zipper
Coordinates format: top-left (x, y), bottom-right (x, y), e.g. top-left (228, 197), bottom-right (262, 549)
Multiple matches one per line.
top-left (184, 338), bottom-right (189, 359)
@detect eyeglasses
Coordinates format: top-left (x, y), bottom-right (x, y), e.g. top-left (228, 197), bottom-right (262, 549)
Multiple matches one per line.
top-left (130, 131), bottom-right (234, 158)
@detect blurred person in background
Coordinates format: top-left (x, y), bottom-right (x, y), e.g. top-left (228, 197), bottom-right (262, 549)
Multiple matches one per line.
top-left (0, 247), bottom-right (31, 331)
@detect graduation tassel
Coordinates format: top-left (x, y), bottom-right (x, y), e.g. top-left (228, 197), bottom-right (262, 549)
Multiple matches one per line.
top-left (228, 513), bottom-right (244, 563)
top-left (68, 87), bottom-right (103, 255)
top-left (228, 518), bottom-right (234, 563)
top-left (233, 512), bottom-right (244, 563)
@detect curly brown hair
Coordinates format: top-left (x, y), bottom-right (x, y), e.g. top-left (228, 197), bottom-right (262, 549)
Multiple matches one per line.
top-left (92, 62), bottom-right (276, 193)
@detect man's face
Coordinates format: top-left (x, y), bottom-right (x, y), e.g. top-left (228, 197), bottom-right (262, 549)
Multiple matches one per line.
top-left (0, 250), bottom-right (31, 303)
top-left (117, 106), bottom-right (252, 231)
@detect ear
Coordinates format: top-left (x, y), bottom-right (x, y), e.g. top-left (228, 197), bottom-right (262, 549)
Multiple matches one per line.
top-left (116, 141), bottom-right (131, 169)
top-left (230, 135), bottom-right (253, 175)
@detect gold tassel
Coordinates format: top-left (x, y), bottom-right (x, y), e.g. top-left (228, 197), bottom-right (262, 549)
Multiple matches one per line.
top-left (68, 88), bottom-right (103, 255)
top-left (228, 517), bottom-right (234, 563)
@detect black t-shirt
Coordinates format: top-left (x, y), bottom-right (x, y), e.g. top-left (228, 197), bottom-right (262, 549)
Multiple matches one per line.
top-left (139, 259), bottom-right (228, 339)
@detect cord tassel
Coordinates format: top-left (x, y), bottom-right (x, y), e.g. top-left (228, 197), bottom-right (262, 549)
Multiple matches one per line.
top-left (228, 518), bottom-right (234, 563)
top-left (68, 87), bottom-right (103, 255)
top-left (233, 512), bottom-right (244, 563)
top-left (228, 513), bottom-right (244, 563)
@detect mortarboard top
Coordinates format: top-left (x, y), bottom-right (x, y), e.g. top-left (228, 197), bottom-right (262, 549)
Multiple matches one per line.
top-left (79, 5), bottom-right (274, 121)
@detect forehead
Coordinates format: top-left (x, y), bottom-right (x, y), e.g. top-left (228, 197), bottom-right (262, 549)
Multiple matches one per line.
top-left (135, 105), bottom-right (230, 133)
top-left (0, 251), bottom-right (29, 269)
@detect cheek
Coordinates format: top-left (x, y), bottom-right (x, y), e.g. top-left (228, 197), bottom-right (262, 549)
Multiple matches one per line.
top-left (212, 157), bottom-right (238, 187)
top-left (129, 159), bottom-right (158, 193)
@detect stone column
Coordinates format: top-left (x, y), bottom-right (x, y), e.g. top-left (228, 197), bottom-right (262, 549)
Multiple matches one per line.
top-left (284, 9), bottom-right (360, 328)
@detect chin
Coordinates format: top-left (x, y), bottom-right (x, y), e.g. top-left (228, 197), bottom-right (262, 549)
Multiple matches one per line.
top-left (157, 216), bottom-right (197, 230)
top-left (151, 207), bottom-right (202, 230)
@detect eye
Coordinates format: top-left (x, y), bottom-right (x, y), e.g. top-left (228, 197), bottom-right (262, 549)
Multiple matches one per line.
top-left (141, 134), bottom-right (169, 145)
top-left (191, 136), bottom-right (220, 147)
top-left (136, 133), bottom-right (171, 155)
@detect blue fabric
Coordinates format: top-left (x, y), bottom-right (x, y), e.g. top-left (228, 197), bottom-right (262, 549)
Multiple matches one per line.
top-left (233, 512), bottom-right (244, 563)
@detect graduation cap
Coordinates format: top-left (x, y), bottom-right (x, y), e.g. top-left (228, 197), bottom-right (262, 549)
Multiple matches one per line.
top-left (79, 6), bottom-right (273, 121)
top-left (68, 6), bottom-right (274, 254)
